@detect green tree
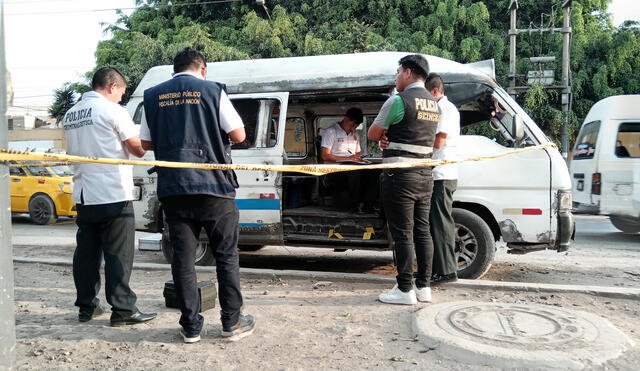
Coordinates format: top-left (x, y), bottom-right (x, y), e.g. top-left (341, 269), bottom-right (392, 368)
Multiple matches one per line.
top-left (50, 0), bottom-right (640, 147)
top-left (48, 83), bottom-right (89, 123)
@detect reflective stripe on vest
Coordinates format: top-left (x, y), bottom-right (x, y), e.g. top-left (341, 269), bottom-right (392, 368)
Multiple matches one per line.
top-left (386, 141), bottom-right (433, 155)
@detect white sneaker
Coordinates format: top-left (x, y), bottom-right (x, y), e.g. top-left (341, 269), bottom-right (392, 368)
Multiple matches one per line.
top-left (378, 284), bottom-right (417, 305)
top-left (414, 286), bottom-right (432, 303)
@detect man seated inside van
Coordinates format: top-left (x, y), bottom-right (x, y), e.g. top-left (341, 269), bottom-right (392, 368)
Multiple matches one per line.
top-left (320, 108), bottom-right (375, 212)
top-left (320, 107), bottom-right (364, 163)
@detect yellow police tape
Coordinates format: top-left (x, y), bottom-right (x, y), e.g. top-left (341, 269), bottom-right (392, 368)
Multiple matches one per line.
top-left (0, 144), bottom-right (555, 176)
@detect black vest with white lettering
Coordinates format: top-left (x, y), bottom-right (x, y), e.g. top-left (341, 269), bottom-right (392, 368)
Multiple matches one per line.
top-left (143, 74), bottom-right (238, 199)
top-left (383, 87), bottom-right (440, 159)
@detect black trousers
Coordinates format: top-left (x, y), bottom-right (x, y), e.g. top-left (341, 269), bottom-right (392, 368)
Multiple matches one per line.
top-left (430, 179), bottom-right (458, 276)
top-left (73, 201), bottom-right (138, 321)
top-left (381, 168), bottom-right (434, 292)
top-left (162, 195), bottom-right (243, 333)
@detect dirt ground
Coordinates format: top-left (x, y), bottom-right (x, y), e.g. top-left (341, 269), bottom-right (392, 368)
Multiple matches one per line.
top-left (11, 262), bottom-right (640, 370)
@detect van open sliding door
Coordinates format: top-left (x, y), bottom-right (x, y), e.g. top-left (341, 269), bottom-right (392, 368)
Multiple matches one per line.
top-left (229, 92), bottom-right (289, 247)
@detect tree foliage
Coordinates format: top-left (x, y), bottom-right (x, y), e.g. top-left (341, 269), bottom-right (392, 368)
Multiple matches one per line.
top-left (48, 83), bottom-right (89, 123)
top-left (52, 0), bottom-right (640, 146)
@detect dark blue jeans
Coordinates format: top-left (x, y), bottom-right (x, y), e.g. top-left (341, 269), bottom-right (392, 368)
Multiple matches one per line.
top-left (74, 201), bottom-right (138, 321)
top-left (381, 168), bottom-right (434, 292)
top-left (162, 195), bottom-right (243, 333)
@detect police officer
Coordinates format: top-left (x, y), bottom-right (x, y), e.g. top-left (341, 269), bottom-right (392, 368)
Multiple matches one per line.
top-left (367, 55), bottom-right (441, 305)
top-left (140, 48), bottom-right (254, 343)
top-left (64, 67), bottom-right (157, 326)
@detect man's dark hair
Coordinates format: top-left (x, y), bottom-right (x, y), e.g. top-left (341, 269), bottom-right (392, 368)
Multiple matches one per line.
top-left (425, 73), bottom-right (445, 93)
top-left (91, 67), bottom-right (127, 90)
top-left (398, 54), bottom-right (429, 80)
top-left (173, 47), bottom-right (207, 73)
top-left (345, 107), bottom-right (364, 124)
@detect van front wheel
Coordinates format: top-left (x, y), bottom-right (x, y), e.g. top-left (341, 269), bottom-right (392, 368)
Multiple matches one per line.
top-left (161, 222), bottom-right (215, 266)
top-left (453, 208), bottom-right (495, 279)
top-left (609, 215), bottom-right (640, 234)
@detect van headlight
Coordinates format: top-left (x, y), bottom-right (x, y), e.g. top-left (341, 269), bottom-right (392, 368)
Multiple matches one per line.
top-left (557, 190), bottom-right (572, 211)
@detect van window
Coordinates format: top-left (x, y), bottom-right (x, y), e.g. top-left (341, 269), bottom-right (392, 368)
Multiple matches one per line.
top-left (573, 121), bottom-right (601, 160)
top-left (133, 102), bottom-right (144, 125)
top-left (615, 122), bottom-right (640, 158)
top-left (284, 118), bottom-right (306, 157)
top-left (230, 98), bottom-right (281, 149)
top-left (364, 116), bottom-right (382, 158)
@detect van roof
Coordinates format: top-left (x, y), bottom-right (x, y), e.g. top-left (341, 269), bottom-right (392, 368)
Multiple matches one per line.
top-left (584, 95), bottom-right (640, 123)
top-left (132, 51), bottom-right (497, 96)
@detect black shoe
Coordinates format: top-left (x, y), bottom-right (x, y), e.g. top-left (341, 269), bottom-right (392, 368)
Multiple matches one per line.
top-left (431, 273), bottom-right (458, 285)
top-left (110, 311), bottom-right (157, 327)
top-left (222, 314), bottom-right (255, 342)
top-left (180, 328), bottom-right (201, 344)
top-left (78, 306), bottom-right (105, 322)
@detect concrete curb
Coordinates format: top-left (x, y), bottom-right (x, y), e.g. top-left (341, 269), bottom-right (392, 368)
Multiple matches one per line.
top-left (13, 256), bottom-right (640, 300)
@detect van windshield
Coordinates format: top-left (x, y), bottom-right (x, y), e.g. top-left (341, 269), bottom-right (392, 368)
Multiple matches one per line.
top-left (573, 121), bottom-right (600, 160)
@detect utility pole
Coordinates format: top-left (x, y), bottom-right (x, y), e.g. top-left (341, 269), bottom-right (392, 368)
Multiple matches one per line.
top-left (508, 0), bottom-right (518, 98)
top-left (560, 0), bottom-right (572, 160)
top-left (507, 0), bottom-right (572, 159)
top-left (0, 1), bottom-right (17, 369)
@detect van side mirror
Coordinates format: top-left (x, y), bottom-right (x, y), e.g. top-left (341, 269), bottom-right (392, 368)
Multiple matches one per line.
top-left (512, 115), bottom-right (525, 144)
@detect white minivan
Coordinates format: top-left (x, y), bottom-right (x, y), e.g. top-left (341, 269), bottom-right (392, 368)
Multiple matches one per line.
top-left (127, 52), bottom-right (574, 279)
top-left (570, 95), bottom-right (640, 232)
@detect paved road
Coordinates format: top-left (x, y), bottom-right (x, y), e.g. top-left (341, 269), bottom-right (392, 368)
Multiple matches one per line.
top-left (10, 214), bottom-right (640, 287)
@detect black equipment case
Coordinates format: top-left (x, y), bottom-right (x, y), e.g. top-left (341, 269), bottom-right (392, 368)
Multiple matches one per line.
top-left (163, 280), bottom-right (216, 312)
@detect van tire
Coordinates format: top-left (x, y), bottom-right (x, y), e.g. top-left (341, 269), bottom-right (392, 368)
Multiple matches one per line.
top-left (609, 215), bottom-right (640, 234)
top-left (28, 194), bottom-right (57, 225)
top-left (453, 208), bottom-right (495, 279)
top-left (239, 245), bottom-right (264, 251)
top-left (161, 221), bottom-right (215, 266)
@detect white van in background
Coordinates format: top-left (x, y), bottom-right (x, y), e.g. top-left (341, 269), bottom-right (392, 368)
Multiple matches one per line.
top-left (570, 95), bottom-right (640, 232)
top-left (128, 52), bottom-right (574, 279)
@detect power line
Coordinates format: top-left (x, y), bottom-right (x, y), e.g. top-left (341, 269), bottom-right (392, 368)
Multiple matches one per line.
top-left (13, 94), bottom-right (53, 99)
top-left (4, 0), bottom-right (77, 4)
top-left (5, 0), bottom-right (242, 16)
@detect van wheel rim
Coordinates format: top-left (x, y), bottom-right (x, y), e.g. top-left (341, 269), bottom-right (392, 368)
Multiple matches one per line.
top-left (455, 224), bottom-right (478, 270)
top-left (195, 242), bottom-right (208, 262)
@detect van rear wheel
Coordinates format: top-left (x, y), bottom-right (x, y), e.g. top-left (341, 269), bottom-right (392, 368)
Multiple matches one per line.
top-left (161, 221), bottom-right (215, 266)
top-left (453, 208), bottom-right (495, 279)
top-left (609, 215), bottom-right (640, 234)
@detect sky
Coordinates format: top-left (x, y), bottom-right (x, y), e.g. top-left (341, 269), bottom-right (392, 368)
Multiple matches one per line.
top-left (3, 0), bottom-right (640, 112)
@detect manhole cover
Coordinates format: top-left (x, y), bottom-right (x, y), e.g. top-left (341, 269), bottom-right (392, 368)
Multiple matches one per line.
top-left (413, 301), bottom-right (635, 370)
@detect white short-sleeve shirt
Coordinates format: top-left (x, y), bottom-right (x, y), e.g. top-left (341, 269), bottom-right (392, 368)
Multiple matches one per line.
top-left (139, 72), bottom-right (243, 141)
top-left (63, 91), bottom-right (139, 205)
top-left (321, 123), bottom-right (361, 157)
top-left (432, 96), bottom-right (460, 180)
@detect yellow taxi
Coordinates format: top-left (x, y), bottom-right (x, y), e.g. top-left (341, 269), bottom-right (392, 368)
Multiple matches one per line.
top-left (9, 162), bottom-right (77, 224)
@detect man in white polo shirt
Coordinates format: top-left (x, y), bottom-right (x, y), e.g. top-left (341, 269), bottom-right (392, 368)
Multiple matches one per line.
top-left (63, 67), bottom-right (156, 326)
top-left (320, 107), bottom-right (364, 163)
top-left (425, 73), bottom-right (460, 285)
top-left (320, 108), bottom-right (370, 210)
